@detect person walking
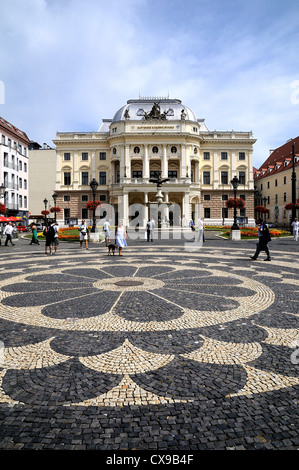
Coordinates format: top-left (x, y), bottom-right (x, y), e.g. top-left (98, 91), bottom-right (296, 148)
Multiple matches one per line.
top-left (198, 218), bottom-right (205, 242)
top-left (103, 219), bottom-right (111, 243)
top-left (291, 217), bottom-right (299, 241)
top-left (250, 218), bottom-right (271, 261)
top-left (29, 223), bottom-right (40, 245)
top-left (146, 219), bottom-right (154, 242)
top-left (43, 224), bottom-right (51, 255)
top-left (3, 222), bottom-right (15, 246)
top-left (115, 220), bottom-right (128, 256)
top-left (79, 219), bottom-right (89, 250)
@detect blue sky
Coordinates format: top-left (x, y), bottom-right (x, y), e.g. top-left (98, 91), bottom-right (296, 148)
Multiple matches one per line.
top-left (0, 0), bottom-right (299, 167)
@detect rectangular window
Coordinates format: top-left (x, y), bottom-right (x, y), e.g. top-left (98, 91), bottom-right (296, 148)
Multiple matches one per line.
top-left (82, 152), bottom-right (88, 160)
top-left (19, 178), bottom-right (22, 189)
top-left (19, 160), bottom-right (22, 171)
top-left (284, 192), bottom-right (287, 202)
top-left (239, 194), bottom-right (246, 200)
top-left (222, 207), bottom-right (228, 219)
top-left (132, 171), bottom-right (142, 179)
top-left (203, 152), bottom-right (210, 160)
top-left (1, 135), bottom-right (5, 145)
top-left (64, 172), bottom-right (71, 185)
top-left (221, 152), bottom-right (228, 160)
top-left (116, 170), bottom-right (120, 183)
top-left (24, 179), bottom-right (27, 190)
top-left (24, 196), bottom-right (27, 208)
top-left (81, 171), bottom-right (89, 185)
top-left (81, 195), bottom-right (88, 201)
top-left (24, 162), bottom-right (27, 172)
top-left (82, 208), bottom-right (88, 219)
top-left (100, 195), bottom-right (106, 202)
top-left (239, 171), bottom-right (246, 185)
top-left (99, 171), bottom-right (107, 185)
top-left (168, 170), bottom-right (177, 178)
top-left (204, 194), bottom-right (210, 201)
top-left (221, 171), bottom-right (228, 184)
top-left (203, 171), bottom-right (210, 184)
top-left (64, 153), bottom-right (71, 161)
top-left (19, 195), bottom-right (22, 207)
top-left (284, 176), bottom-right (287, 184)
top-left (239, 152), bottom-right (245, 160)
top-left (204, 208), bottom-right (210, 218)
top-left (275, 179), bottom-right (278, 186)
top-left (267, 181), bottom-right (270, 189)
top-left (222, 194), bottom-right (228, 201)
top-left (99, 152), bottom-right (106, 160)
top-left (64, 195), bottom-right (71, 202)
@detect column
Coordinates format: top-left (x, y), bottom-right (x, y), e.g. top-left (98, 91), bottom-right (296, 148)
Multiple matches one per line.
top-left (73, 151), bottom-right (78, 189)
top-left (162, 145), bottom-right (167, 178)
top-left (143, 192), bottom-right (149, 226)
top-left (125, 145), bottom-right (130, 178)
top-left (180, 144), bottom-right (186, 178)
top-left (213, 150), bottom-right (218, 189)
top-left (144, 144), bottom-right (149, 179)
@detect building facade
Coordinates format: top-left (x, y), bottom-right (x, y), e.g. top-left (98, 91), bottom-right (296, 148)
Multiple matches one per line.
top-left (53, 98), bottom-right (256, 228)
top-left (0, 116), bottom-right (30, 221)
top-left (28, 141), bottom-right (57, 221)
top-left (254, 136), bottom-right (299, 226)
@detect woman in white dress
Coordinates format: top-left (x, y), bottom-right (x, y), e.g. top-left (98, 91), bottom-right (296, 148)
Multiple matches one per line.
top-left (79, 219), bottom-right (89, 250)
top-left (115, 220), bottom-right (128, 256)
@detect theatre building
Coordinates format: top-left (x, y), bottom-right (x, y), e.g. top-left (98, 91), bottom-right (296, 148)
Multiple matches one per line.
top-left (53, 97), bottom-right (256, 228)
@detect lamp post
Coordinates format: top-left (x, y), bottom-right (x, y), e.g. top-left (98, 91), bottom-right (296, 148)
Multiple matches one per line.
top-left (89, 178), bottom-right (98, 233)
top-left (231, 176), bottom-right (240, 230)
top-left (52, 192), bottom-right (58, 222)
top-left (291, 142), bottom-right (297, 224)
top-left (43, 198), bottom-right (48, 224)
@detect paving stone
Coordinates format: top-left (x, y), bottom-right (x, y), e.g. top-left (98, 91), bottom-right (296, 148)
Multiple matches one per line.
top-left (0, 233), bottom-right (298, 450)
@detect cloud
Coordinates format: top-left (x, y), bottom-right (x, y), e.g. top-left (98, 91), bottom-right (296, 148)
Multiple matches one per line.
top-left (0, 0), bottom-right (298, 167)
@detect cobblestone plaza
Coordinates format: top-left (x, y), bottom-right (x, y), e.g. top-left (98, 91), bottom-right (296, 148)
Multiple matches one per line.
top-left (0, 231), bottom-right (298, 451)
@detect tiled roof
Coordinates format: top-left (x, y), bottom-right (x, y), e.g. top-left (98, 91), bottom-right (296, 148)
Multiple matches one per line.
top-left (0, 116), bottom-right (30, 144)
top-left (254, 136), bottom-right (299, 181)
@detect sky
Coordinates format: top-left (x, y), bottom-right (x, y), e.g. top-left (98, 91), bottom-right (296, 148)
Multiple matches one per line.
top-left (0, 0), bottom-right (299, 168)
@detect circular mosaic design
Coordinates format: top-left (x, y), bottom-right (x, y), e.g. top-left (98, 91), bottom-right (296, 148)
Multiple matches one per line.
top-left (0, 251), bottom-right (298, 409)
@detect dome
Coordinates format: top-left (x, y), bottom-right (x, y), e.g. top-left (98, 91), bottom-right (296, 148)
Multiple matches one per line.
top-left (112, 98), bottom-right (197, 123)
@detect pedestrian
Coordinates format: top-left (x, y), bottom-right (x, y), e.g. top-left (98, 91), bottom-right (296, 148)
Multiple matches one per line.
top-left (3, 222), bottom-right (15, 246)
top-left (189, 219), bottom-right (196, 232)
top-left (250, 218), bottom-right (271, 261)
top-left (291, 217), bottom-right (299, 241)
top-left (50, 222), bottom-right (59, 255)
top-left (115, 220), bottom-right (128, 256)
top-left (79, 219), bottom-right (89, 250)
top-left (146, 219), bottom-right (154, 242)
top-left (103, 219), bottom-right (111, 243)
top-left (43, 224), bottom-right (51, 255)
top-left (29, 223), bottom-right (40, 245)
top-left (198, 218), bottom-right (205, 242)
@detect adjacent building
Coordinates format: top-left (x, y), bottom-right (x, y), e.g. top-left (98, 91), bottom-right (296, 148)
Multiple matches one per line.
top-left (53, 97), bottom-right (256, 228)
top-left (0, 116), bottom-right (30, 222)
top-left (254, 136), bottom-right (299, 226)
top-left (28, 141), bottom-right (56, 222)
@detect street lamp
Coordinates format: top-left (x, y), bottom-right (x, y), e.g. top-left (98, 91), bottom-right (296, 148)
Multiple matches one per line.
top-left (89, 178), bottom-right (98, 233)
top-left (291, 142), bottom-right (297, 223)
top-left (43, 198), bottom-right (48, 223)
top-left (231, 176), bottom-right (240, 230)
top-left (52, 192), bottom-right (58, 222)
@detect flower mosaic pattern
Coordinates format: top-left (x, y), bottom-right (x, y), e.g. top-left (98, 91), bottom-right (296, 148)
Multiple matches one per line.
top-left (0, 251), bottom-right (298, 408)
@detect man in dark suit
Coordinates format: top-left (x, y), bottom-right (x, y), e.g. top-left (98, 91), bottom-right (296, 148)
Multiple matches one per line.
top-left (250, 218), bottom-right (271, 261)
